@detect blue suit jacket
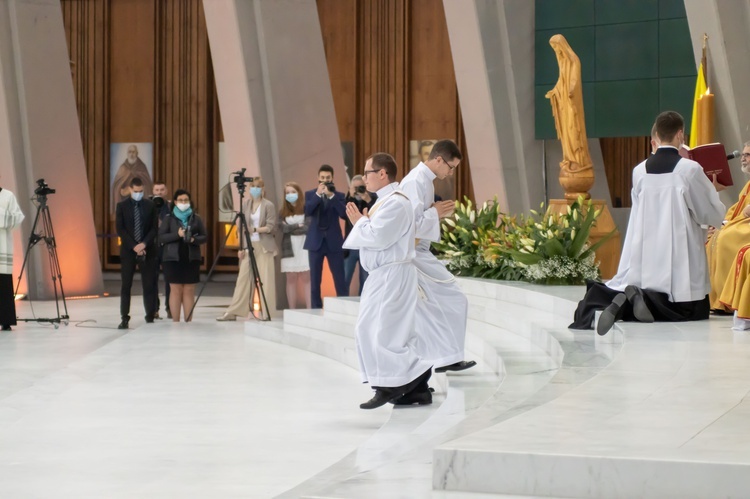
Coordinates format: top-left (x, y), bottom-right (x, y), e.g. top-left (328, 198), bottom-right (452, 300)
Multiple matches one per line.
top-left (303, 189), bottom-right (346, 252)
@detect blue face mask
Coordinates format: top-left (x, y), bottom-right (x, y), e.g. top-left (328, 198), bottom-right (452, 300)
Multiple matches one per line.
top-left (285, 193), bottom-right (299, 204)
top-left (131, 191), bottom-right (144, 202)
top-left (250, 187), bottom-right (262, 199)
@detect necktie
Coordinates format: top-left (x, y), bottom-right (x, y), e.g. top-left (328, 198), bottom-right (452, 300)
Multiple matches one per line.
top-left (319, 194), bottom-right (329, 231)
top-left (134, 202), bottom-right (143, 242)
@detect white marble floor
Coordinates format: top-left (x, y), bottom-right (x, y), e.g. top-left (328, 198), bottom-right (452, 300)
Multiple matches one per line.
top-left (1, 296), bottom-right (388, 498)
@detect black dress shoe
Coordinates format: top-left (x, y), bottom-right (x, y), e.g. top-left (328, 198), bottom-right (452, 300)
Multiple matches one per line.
top-left (360, 388), bottom-right (400, 410)
top-left (392, 388), bottom-right (433, 406)
top-left (435, 360), bottom-right (477, 373)
top-left (117, 320), bottom-right (129, 330)
top-left (624, 285), bottom-right (654, 323)
top-left (597, 293), bottom-right (627, 336)
top-left (145, 315), bottom-right (155, 324)
top-left (1, 325), bottom-right (11, 331)
top-left (360, 367), bottom-right (433, 409)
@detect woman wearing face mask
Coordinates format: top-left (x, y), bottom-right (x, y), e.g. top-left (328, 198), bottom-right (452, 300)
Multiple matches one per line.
top-left (217, 177), bottom-right (278, 321)
top-left (159, 189), bottom-right (208, 322)
top-left (279, 182), bottom-right (310, 309)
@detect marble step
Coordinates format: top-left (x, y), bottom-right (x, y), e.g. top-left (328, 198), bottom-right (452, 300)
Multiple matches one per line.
top-left (284, 309), bottom-right (356, 339)
top-left (322, 296), bottom-right (361, 317)
top-left (245, 319), bottom-right (359, 370)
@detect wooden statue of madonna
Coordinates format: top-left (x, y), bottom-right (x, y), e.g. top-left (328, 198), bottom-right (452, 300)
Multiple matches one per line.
top-left (544, 34), bottom-right (621, 278)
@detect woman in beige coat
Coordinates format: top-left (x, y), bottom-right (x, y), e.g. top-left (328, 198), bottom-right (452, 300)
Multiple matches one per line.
top-left (217, 177), bottom-right (278, 320)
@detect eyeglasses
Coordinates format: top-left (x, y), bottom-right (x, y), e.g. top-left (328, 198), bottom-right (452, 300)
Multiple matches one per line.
top-left (363, 169), bottom-right (383, 176)
top-left (742, 153), bottom-right (750, 159)
top-left (441, 156), bottom-right (459, 170)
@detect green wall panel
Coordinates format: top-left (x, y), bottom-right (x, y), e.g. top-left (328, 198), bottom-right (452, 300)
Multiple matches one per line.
top-left (594, 79), bottom-right (659, 136)
top-left (596, 22), bottom-right (659, 81)
top-left (535, 0), bottom-right (696, 138)
top-left (659, 0), bottom-right (687, 19)
top-left (660, 76), bottom-right (695, 129)
top-left (595, 0), bottom-right (658, 25)
top-left (536, 0), bottom-right (594, 30)
top-left (659, 19), bottom-right (696, 77)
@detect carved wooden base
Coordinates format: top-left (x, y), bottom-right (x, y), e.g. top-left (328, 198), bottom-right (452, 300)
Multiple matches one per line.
top-left (559, 161), bottom-right (595, 200)
top-left (547, 199), bottom-right (621, 280)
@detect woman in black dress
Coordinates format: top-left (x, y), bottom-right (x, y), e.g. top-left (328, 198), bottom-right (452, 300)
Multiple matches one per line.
top-left (159, 189), bottom-right (207, 322)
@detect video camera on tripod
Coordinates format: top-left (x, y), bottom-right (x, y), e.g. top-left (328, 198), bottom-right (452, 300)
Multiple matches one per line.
top-left (34, 178), bottom-right (56, 197)
top-left (189, 167), bottom-right (270, 322)
top-left (16, 178), bottom-right (70, 327)
top-left (232, 168), bottom-right (255, 193)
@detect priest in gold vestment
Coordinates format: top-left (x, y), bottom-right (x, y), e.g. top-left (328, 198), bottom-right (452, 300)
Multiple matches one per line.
top-left (707, 142), bottom-right (750, 313)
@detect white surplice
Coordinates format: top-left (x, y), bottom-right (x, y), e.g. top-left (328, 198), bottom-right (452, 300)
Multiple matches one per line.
top-left (606, 149), bottom-right (725, 302)
top-left (399, 163), bottom-right (466, 367)
top-left (0, 188), bottom-right (24, 274)
top-left (343, 182), bottom-right (432, 387)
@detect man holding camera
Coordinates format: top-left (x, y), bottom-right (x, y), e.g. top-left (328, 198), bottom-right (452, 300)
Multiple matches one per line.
top-left (344, 175), bottom-right (377, 295)
top-left (116, 177), bottom-right (159, 329)
top-left (304, 164), bottom-right (348, 309)
top-left (152, 182), bottom-right (171, 318)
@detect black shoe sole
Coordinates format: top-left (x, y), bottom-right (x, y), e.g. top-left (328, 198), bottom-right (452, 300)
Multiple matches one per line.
top-left (435, 360), bottom-right (477, 373)
top-left (624, 285), bottom-right (654, 323)
top-left (597, 293), bottom-right (627, 336)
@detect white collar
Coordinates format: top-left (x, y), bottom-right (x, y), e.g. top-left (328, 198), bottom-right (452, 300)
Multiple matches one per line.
top-left (417, 162), bottom-right (437, 180)
top-left (375, 182), bottom-right (400, 198)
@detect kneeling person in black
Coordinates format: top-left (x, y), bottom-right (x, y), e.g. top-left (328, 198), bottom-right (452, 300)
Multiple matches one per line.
top-left (570, 111), bottom-right (725, 335)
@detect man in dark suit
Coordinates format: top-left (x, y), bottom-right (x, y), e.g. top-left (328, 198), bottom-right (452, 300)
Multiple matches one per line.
top-left (116, 177), bottom-right (159, 329)
top-left (304, 164), bottom-right (349, 309)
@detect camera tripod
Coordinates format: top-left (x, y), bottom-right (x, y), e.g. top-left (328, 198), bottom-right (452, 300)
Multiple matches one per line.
top-left (14, 185), bottom-right (70, 328)
top-left (190, 169), bottom-right (270, 322)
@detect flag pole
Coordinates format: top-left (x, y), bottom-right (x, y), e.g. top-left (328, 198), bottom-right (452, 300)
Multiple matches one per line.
top-left (702, 33), bottom-right (708, 88)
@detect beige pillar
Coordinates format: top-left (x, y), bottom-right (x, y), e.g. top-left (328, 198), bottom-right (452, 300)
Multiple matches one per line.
top-left (0, 0), bottom-right (103, 299)
top-left (203, 0), bottom-right (344, 203)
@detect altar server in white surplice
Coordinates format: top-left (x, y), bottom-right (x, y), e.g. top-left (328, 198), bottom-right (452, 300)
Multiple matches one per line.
top-left (399, 139), bottom-right (476, 373)
top-left (570, 111), bottom-right (725, 335)
top-left (344, 153), bottom-right (433, 410)
top-left (0, 181), bottom-right (25, 331)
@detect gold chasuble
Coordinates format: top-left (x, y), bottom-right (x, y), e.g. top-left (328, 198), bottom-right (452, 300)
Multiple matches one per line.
top-left (707, 180), bottom-right (750, 311)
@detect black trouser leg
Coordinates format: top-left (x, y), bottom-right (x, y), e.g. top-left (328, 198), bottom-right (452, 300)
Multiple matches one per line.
top-left (120, 252), bottom-right (137, 319)
top-left (140, 254), bottom-right (159, 317)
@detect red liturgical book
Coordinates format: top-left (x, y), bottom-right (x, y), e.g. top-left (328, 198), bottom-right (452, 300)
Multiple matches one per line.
top-left (679, 143), bottom-right (734, 187)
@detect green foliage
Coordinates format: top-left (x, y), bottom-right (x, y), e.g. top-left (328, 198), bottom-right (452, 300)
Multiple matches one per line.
top-left (433, 196), bottom-right (615, 285)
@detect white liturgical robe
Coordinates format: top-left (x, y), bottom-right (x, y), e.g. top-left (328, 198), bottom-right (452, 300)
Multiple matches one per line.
top-left (343, 183), bottom-right (432, 387)
top-left (606, 148), bottom-right (725, 302)
top-left (0, 188), bottom-right (24, 274)
top-left (400, 163), bottom-right (466, 367)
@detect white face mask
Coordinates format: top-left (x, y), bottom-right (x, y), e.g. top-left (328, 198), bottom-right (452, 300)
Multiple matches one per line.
top-left (176, 202), bottom-right (191, 212)
top-left (131, 191), bottom-right (144, 202)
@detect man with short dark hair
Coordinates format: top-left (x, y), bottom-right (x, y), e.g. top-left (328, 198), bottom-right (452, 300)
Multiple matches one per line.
top-left (116, 177), bottom-right (159, 329)
top-left (151, 181), bottom-right (171, 318)
top-left (304, 164), bottom-right (348, 308)
top-left (571, 111), bottom-right (725, 335)
top-left (400, 139), bottom-right (476, 373)
top-left (344, 152), bottom-right (432, 409)
top-left (344, 174), bottom-right (377, 295)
